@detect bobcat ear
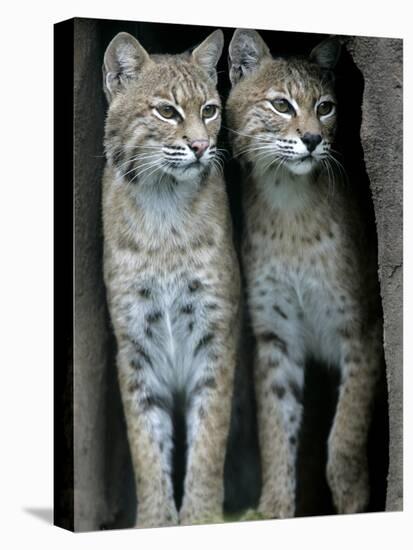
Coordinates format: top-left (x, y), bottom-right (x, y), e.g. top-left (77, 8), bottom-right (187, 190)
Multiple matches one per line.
top-left (310, 37), bottom-right (341, 70)
top-left (228, 28), bottom-right (271, 86)
top-left (103, 32), bottom-right (151, 103)
top-left (191, 29), bottom-right (224, 84)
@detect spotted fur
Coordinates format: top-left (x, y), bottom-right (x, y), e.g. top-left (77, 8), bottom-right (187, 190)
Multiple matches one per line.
top-left (102, 30), bottom-right (240, 527)
top-left (227, 29), bottom-right (383, 518)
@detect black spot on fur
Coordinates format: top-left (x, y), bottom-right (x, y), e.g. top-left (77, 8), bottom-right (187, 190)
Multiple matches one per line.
top-left (112, 146), bottom-right (123, 165)
top-left (193, 376), bottom-right (217, 396)
top-left (122, 160), bottom-right (138, 183)
top-left (141, 394), bottom-right (168, 412)
top-left (181, 304), bottom-right (194, 315)
top-left (106, 128), bottom-right (117, 139)
top-left (189, 279), bottom-right (201, 292)
top-left (127, 379), bottom-right (141, 393)
top-left (139, 287), bottom-right (151, 299)
top-left (267, 358), bottom-right (280, 369)
top-left (273, 304), bottom-right (288, 319)
top-left (259, 332), bottom-right (288, 355)
top-left (194, 333), bottom-right (214, 357)
top-left (131, 358), bottom-right (143, 371)
top-left (132, 340), bottom-right (153, 367)
top-left (273, 384), bottom-right (286, 399)
top-left (289, 380), bottom-right (303, 403)
top-left (146, 311), bottom-right (162, 323)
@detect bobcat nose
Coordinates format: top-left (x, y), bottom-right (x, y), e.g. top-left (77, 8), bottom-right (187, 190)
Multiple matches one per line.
top-left (301, 132), bottom-right (322, 153)
top-left (189, 140), bottom-right (209, 159)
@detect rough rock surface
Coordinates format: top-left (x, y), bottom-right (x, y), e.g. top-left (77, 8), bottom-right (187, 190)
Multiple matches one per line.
top-left (73, 18), bottom-right (137, 532)
top-left (347, 37), bottom-right (403, 512)
top-left (74, 18), bottom-right (108, 531)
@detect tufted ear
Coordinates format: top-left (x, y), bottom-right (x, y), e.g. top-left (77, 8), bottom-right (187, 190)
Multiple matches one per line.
top-left (103, 32), bottom-right (151, 103)
top-left (309, 37), bottom-right (342, 70)
top-left (228, 28), bottom-right (271, 86)
top-left (191, 29), bottom-right (224, 84)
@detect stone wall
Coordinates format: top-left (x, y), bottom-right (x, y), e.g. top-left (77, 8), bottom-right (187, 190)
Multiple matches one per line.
top-left (347, 37), bottom-right (403, 511)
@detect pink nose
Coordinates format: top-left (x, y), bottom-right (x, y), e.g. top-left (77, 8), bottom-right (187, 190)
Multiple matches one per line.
top-left (189, 140), bottom-right (209, 158)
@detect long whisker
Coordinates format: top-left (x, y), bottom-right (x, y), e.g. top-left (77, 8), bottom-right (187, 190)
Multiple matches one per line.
top-left (327, 157), bottom-right (337, 198)
top-left (232, 144), bottom-right (275, 159)
top-left (140, 161), bottom-right (167, 185)
top-left (328, 147), bottom-right (344, 157)
top-left (327, 153), bottom-right (348, 185)
top-left (322, 158), bottom-right (333, 199)
top-left (125, 158), bottom-right (162, 182)
top-left (122, 144), bottom-right (161, 151)
top-left (115, 152), bottom-right (160, 171)
top-left (262, 153), bottom-right (287, 174)
top-left (222, 125), bottom-right (273, 143)
top-left (135, 160), bottom-right (164, 177)
top-left (122, 157), bottom-right (161, 179)
top-left (129, 160), bottom-right (163, 185)
top-left (211, 157), bottom-right (223, 176)
top-left (214, 147), bottom-right (229, 157)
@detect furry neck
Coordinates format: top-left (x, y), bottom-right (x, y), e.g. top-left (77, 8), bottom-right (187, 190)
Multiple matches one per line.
top-left (123, 168), bottom-right (210, 237)
top-left (251, 162), bottom-right (326, 212)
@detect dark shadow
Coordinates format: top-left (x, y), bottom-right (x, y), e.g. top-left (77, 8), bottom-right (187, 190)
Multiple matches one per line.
top-left (24, 508), bottom-right (54, 525)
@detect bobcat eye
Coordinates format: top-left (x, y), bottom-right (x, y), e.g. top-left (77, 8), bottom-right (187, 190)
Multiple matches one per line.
top-left (272, 98), bottom-right (295, 115)
top-left (202, 104), bottom-right (218, 119)
top-left (317, 101), bottom-right (335, 117)
top-left (157, 104), bottom-right (178, 119)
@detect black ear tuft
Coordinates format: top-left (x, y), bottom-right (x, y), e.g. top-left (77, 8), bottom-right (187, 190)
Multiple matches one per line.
top-left (228, 29), bottom-right (271, 86)
top-left (102, 32), bottom-right (150, 103)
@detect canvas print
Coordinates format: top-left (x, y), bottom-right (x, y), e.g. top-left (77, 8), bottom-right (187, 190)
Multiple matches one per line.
top-left (54, 17), bottom-right (402, 532)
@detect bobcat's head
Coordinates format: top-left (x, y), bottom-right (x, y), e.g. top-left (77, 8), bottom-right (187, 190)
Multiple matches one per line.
top-left (103, 30), bottom-right (224, 185)
top-left (227, 29), bottom-right (341, 177)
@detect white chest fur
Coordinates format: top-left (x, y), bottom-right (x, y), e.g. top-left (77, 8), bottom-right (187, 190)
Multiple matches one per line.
top-left (117, 270), bottom-right (215, 399)
top-left (245, 169), bottom-right (353, 369)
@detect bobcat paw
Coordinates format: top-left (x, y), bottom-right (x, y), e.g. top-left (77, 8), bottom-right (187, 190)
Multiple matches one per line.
top-left (179, 504), bottom-right (224, 526)
top-left (240, 509), bottom-right (267, 522)
top-left (136, 506), bottom-right (179, 528)
top-left (327, 448), bottom-right (369, 514)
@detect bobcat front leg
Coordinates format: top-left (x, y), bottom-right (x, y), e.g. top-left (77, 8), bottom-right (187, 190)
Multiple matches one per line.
top-left (327, 330), bottom-right (380, 514)
top-left (118, 347), bottom-right (178, 528)
top-left (179, 340), bottom-right (236, 525)
top-left (254, 334), bottom-right (305, 519)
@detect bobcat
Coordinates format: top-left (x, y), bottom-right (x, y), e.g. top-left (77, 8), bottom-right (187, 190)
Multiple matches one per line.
top-left (102, 30), bottom-right (240, 527)
top-left (226, 29), bottom-right (383, 518)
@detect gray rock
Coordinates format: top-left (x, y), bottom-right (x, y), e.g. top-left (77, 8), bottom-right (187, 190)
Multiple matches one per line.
top-left (347, 36), bottom-right (403, 512)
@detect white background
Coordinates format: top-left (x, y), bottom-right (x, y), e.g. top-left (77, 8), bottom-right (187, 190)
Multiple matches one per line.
top-left (0, 0), bottom-right (409, 548)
